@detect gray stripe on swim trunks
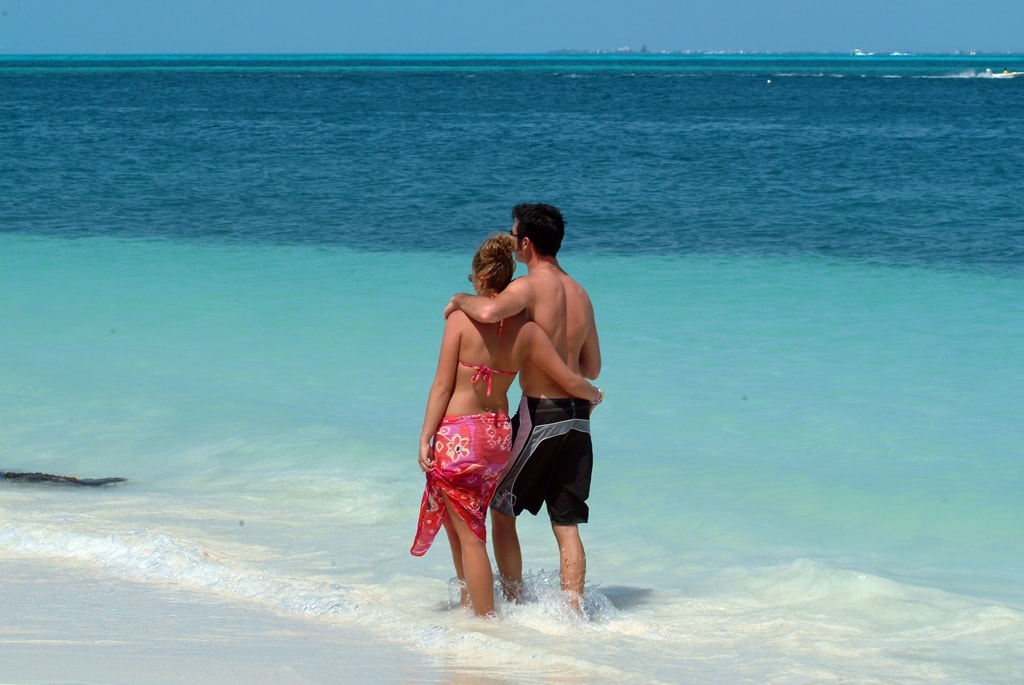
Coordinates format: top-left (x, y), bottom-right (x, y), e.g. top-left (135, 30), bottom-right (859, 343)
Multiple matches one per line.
top-left (491, 416), bottom-right (590, 515)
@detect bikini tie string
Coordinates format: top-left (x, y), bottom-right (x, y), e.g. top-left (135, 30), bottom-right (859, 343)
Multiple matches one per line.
top-left (468, 365), bottom-right (495, 396)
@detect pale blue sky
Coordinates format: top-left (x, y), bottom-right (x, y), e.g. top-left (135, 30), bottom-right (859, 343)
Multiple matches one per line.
top-left (1, 0), bottom-right (1021, 55)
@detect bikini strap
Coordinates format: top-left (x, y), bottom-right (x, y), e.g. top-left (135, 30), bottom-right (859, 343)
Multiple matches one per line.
top-left (459, 362), bottom-right (516, 396)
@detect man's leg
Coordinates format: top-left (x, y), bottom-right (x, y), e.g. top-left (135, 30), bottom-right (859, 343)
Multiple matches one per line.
top-left (490, 509), bottom-right (524, 602)
top-left (552, 523), bottom-right (586, 612)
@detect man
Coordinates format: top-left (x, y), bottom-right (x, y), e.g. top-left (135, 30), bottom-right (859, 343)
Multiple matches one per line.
top-left (444, 203), bottom-right (601, 611)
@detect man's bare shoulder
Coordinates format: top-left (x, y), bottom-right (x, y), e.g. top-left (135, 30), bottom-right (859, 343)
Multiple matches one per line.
top-left (496, 275), bottom-right (537, 306)
top-left (559, 271), bottom-right (593, 302)
top-left (531, 265), bottom-right (570, 287)
top-left (504, 269), bottom-right (555, 301)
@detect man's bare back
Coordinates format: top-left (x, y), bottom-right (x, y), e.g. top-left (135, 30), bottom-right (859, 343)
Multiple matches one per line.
top-left (518, 265), bottom-right (600, 397)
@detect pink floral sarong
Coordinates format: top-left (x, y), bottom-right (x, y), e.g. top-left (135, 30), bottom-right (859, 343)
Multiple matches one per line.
top-left (410, 412), bottom-right (512, 557)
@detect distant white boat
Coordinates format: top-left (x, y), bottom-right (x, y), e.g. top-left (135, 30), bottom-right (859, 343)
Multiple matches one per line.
top-left (986, 68), bottom-right (1024, 79)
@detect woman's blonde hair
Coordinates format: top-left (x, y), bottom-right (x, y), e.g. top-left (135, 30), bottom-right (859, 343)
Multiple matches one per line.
top-left (472, 233), bottom-right (516, 294)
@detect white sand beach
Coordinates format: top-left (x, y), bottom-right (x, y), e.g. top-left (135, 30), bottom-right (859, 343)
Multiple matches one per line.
top-left (1, 558), bottom-right (442, 685)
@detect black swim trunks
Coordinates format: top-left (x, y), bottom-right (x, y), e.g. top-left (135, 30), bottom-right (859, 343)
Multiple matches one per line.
top-left (489, 396), bottom-right (592, 525)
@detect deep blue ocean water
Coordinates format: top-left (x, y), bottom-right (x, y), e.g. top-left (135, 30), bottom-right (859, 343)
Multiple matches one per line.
top-left (2, 54), bottom-right (1023, 684)
top-left (4, 54), bottom-right (1023, 266)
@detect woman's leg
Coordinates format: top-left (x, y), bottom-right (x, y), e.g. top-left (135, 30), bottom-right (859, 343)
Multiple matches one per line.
top-left (442, 494), bottom-right (495, 617)
top-left (442, 517), bottom-right (468, 607)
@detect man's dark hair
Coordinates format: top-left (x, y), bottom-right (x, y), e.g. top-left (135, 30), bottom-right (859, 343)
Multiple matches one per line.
top-left (511, 203), bottom-right (565, 256)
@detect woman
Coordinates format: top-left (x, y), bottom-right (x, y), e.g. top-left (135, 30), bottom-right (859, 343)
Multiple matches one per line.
top-left (411, 233), bottom-right (603, 617)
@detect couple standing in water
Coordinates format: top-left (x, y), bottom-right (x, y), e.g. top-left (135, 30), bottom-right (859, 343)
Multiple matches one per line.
top-left (411, 203), bottom-right (603, 617)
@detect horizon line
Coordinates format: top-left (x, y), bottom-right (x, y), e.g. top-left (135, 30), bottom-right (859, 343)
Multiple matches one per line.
top-left (2, 49), bottom-right (1023, 58)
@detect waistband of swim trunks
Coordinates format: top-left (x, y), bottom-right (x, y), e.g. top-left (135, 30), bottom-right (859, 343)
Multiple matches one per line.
top-left (523, 396), bottom-right (592, 419)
